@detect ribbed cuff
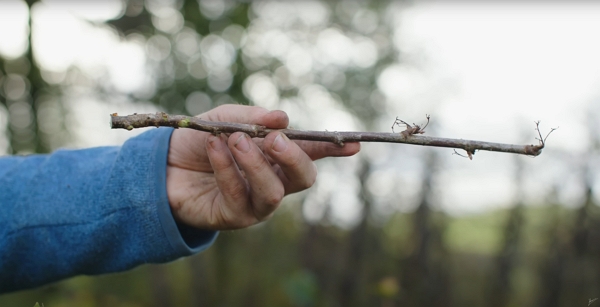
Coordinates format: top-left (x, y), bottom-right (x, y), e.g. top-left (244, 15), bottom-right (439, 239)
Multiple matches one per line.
top-left (150, 127), bottom-right (219, 255)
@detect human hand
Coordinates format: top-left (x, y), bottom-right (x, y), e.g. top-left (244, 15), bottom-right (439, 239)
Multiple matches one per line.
top-left (166, 105), bottom-right (360, 230)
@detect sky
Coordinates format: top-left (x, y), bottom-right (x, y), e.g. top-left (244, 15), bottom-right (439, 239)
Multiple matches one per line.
top-left (1, 1), bottom-right (600, 222)
top-left (394, 3), bottom-right (600, 149)
top-left (390, 3), bottom-right (600, 216)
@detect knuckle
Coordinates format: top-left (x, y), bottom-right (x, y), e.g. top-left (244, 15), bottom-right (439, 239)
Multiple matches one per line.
top-left (287, 154), bottom-right (304, 169)
top-left (291, 161), bottom-right (317, 190)
top-left (228, 183), bottom-right (248, 201)
top-left (266, 193), bottom-right (283, 207)
top-left (254, 106), bottom-right (269, 113)
top-left (276, 147), bottom-right (303, 168)
top-left (263, 189), bottom-right (284, 208)
top-left (245, 155), bottom-right (270, 174)
top-left (215, 104), bottom-right (237, 112)
top-left (206, 105), bottom-right (228, 120)
top-left (301, 171), bottom-right (317, 190)
top-left (211, 155), bottom-right (236, 172)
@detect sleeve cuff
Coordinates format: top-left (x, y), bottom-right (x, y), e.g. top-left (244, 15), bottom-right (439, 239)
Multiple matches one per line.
top-left (151, 127), bottom-right (219, 255)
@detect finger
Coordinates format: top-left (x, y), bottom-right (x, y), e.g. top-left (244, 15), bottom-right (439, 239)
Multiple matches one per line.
top-left (200, 104), bottom-right (289, 128)
top-left (168, 129), bottom-right (212, 171)
top-left (170, 105), bottom-right (289, 172)
top-left (294, 140), bottom-right (361, 160)
top-left (263, 132), bottom-right (318, 194)
top-left (228, 132), bottom-right (284, 220)
top-left (205, 133), bottom-right (254, 227)
top-left (258, 109), bottom-right (289, 128)
top-left (255, 138), bottom-right (361, 162)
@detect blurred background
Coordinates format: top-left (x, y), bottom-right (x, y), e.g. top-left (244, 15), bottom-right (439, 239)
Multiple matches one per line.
top-left (1, 0), bottom-right (600, 306)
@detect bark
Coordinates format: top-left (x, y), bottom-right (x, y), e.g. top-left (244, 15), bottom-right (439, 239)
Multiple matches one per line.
top-left (110, 112), bottom-right (549, 157)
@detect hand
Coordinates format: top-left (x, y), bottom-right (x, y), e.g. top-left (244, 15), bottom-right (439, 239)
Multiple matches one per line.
top-left (166, 105), bottom-right (360, 230)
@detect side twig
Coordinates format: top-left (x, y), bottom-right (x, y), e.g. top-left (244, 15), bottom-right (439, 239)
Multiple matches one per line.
top-left (110, 112), bottom-right (554, 157)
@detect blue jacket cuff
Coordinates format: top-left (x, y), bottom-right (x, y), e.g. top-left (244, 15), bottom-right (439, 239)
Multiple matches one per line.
top-left (149, 127), bottom-right (219, 255)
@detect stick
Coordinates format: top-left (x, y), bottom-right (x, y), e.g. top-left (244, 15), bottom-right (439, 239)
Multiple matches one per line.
top-left (110, 112), bottom-right (550, 157)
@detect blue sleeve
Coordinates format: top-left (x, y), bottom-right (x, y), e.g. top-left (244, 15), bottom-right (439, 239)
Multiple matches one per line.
top-left (0, 128), bottom-right (218, 293)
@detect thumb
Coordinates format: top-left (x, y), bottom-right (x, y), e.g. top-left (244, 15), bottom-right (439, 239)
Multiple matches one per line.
top-left (200, 104), bottom-right (289, 129)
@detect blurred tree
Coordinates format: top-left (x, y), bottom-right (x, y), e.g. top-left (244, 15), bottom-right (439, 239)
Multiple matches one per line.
top-left (399, 150), bottom-right (450, 307)
top-left (534, 197), bottom-right (566, 307)
top-left (1, 0), bottom-right (57, 154)
top-left (338, 157), bottom-right (378, 307)
top-left (106, 0), bottom-right (252, 115)
top-left (488, 156), bottom-right (525, 307)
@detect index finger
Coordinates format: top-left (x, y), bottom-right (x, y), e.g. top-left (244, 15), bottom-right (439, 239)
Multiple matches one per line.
top-left (254, 138), bottom-right (360, 161)
top-left (292, 140), bottom-right (361, 161)
top-left (200, 104), bottom-right (289, 129)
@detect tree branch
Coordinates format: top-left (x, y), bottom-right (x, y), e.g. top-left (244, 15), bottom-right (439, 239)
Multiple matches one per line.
top-left (110, 112), bottom-right (550, 157)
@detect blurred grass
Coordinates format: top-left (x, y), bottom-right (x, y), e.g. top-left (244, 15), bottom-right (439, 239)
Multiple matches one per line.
top-left (2, 202), bottom-right (594, 307)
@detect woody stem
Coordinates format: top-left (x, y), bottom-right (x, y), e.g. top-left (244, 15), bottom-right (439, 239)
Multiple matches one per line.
top-left (110, 112), bottom-right (545, 157)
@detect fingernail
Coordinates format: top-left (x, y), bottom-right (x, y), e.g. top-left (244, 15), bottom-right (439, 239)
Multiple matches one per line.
top-left (272, 133), bottom-right (288, 153)
top-left (234, 134), bottom-right (251, 153)
top-left (208, 134), bottom-right (220, 150)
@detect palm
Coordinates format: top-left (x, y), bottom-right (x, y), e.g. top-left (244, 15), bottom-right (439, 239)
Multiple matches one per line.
top-left (167, 138), bottom-right (286, 230)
